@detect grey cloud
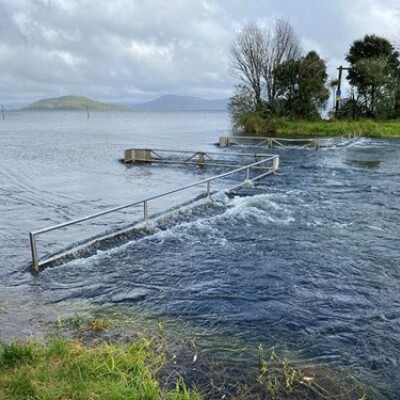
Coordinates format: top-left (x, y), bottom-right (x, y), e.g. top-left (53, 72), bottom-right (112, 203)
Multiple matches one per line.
top-left (1, 0), bottom-right (399, 105)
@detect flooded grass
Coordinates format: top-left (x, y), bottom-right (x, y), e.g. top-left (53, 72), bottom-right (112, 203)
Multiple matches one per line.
top-left (0, 311), bottom-right (373, 400)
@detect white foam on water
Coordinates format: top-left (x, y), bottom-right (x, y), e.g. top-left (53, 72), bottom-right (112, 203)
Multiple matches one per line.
top-left (56, 189), bottom-right (319, 269)
top-left (349, 137), bottom-right (388, 148)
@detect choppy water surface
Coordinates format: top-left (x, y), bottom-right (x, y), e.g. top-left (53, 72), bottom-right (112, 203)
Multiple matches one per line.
top-left (1, 111), bottom-right (400, 397)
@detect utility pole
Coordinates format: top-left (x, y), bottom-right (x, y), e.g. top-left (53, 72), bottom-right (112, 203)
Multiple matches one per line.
top-left (335, 66), bottom-right (350, 116)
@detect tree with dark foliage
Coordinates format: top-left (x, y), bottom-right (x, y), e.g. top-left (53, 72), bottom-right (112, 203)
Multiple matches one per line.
top-left (346, 34), bottom-right (400, 119)
top-left (274, 51), bottom-right (329, 119)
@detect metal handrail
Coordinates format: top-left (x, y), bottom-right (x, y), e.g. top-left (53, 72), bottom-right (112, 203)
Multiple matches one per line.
top-left (29, 154), bottom-right (279, 272)
top-left (222, 134), bottom-right (358, 141)
top-left (220, 133), bottom-right (359, 149)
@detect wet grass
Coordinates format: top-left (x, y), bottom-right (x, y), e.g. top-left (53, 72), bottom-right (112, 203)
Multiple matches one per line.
top-left (0, 336), bottom-right (200, 400)
top-left (0, 313), bottom-right (372, 400)
top-left (241, 118), bottom-right (400, 138)
top-left (275, 119), bottom-right (400, 138)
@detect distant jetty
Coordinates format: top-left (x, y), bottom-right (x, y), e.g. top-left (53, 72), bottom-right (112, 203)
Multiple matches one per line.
top-left (24, 95), bottom-right (130, 111)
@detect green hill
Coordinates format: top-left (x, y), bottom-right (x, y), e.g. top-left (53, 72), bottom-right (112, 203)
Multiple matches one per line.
top-left (25, 95), bottom-right (129, 111)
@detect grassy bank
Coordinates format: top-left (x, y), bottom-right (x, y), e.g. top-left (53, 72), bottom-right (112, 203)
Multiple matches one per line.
top-left (0, 314), bottom-right (371, 400)
top-left (238, 115), bottom-right (400, 138)
top-left (0, 338), bottom-right (191, 400)
top-left (275, 119), bottom-right (400, 138)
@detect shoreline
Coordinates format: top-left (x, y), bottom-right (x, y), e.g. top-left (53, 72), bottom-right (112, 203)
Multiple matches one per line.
top-left (236, 118), bottom-right (400, 139)
top-left (0, 309), bottom-right (373, 400)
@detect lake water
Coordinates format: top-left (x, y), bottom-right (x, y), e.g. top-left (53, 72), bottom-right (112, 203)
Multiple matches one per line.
top-left (1, 110), bottom-right (400, 398)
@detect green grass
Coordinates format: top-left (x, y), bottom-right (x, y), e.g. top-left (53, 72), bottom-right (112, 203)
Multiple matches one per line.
top-left (275, 119), bottom-right (400, 138)
top-left (0, 337), bottom-right (200, 400)
top-left (239, 117), bottom-right (400, 138)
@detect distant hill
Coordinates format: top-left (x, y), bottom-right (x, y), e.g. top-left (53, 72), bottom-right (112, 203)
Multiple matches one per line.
top-left (132, 95), bottom-right (229, 111)
top-left (25, 95), bottom-right (129, 111)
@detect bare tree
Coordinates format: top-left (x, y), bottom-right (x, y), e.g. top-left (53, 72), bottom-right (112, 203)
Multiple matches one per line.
top-left (230, 23), bottom-right (266, 111)
top-left (263, 18), bottom-right (302, 103)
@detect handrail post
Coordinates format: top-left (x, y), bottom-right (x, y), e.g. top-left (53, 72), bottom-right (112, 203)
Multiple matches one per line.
top-left (29, 232), bottom-right (39, 273)
top-left (143, 200), bottom-right (149, 222)
top-left (207, 181), bottom-right (211, 199)
top-left (273, 156), bottom-right (280, 172)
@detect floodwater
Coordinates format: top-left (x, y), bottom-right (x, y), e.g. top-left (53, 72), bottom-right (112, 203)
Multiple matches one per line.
top-left (1, 110), bottom-right (400, 398)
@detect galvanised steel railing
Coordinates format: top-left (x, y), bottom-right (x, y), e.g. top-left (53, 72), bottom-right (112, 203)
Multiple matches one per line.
top-left (29, 154), bottom-right (279, 272)
top-left (219, 132), bottom-right (360, 149)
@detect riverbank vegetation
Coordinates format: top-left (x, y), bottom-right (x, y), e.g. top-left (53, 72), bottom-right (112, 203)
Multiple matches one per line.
top-left (229, 19), bottom-right (400, 138)
top-left (236, 116), bottom-right (400, 138)
top-left (0, 314), bottom-right (370, 399)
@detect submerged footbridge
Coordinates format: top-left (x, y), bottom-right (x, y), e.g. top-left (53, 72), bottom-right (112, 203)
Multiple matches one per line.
top-left (29, 149), bottom-right (280, 272)
top-left (219, 133), bottom-right (359, 149)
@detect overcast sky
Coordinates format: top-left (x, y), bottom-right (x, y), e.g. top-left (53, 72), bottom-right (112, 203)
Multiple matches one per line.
top-left (1, 0), bottom-right (399, 105)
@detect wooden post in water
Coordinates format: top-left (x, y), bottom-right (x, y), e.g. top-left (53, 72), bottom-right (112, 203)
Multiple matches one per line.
top-left (1, 105), bottom-right (4, 120)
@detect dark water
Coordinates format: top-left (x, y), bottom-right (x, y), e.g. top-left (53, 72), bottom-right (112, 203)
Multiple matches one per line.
top-left (1, 111), bottom-right (400, 397)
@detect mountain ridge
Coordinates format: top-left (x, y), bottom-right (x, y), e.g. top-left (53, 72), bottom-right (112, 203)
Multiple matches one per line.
top-left (131, 95), bottom-right (229, 111)
top-left (23, 94), bottom-right (230, 111)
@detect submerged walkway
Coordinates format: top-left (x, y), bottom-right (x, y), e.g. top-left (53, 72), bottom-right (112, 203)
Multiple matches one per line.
top-left (29, 149), bottom-right (279, 272)
top-left (219, 134), bottom-right (359, 149)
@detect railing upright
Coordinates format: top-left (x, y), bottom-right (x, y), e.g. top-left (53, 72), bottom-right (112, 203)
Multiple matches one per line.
top-left (207, 181), bottom-right (211, 199)
top-left (29, 232), bottom-right (39, 273)
top-left (144, 201), bottom-right (149, 222)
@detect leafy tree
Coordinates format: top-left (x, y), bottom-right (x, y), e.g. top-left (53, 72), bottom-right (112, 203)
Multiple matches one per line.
top-left (228, 84), bottom-right (258, 130)
top-left (346, 34), bottom-right (400, 118)
top-left (274, 51), bottom-right (329, 119)
top-left (229, 20), bottom-right (328, 130)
